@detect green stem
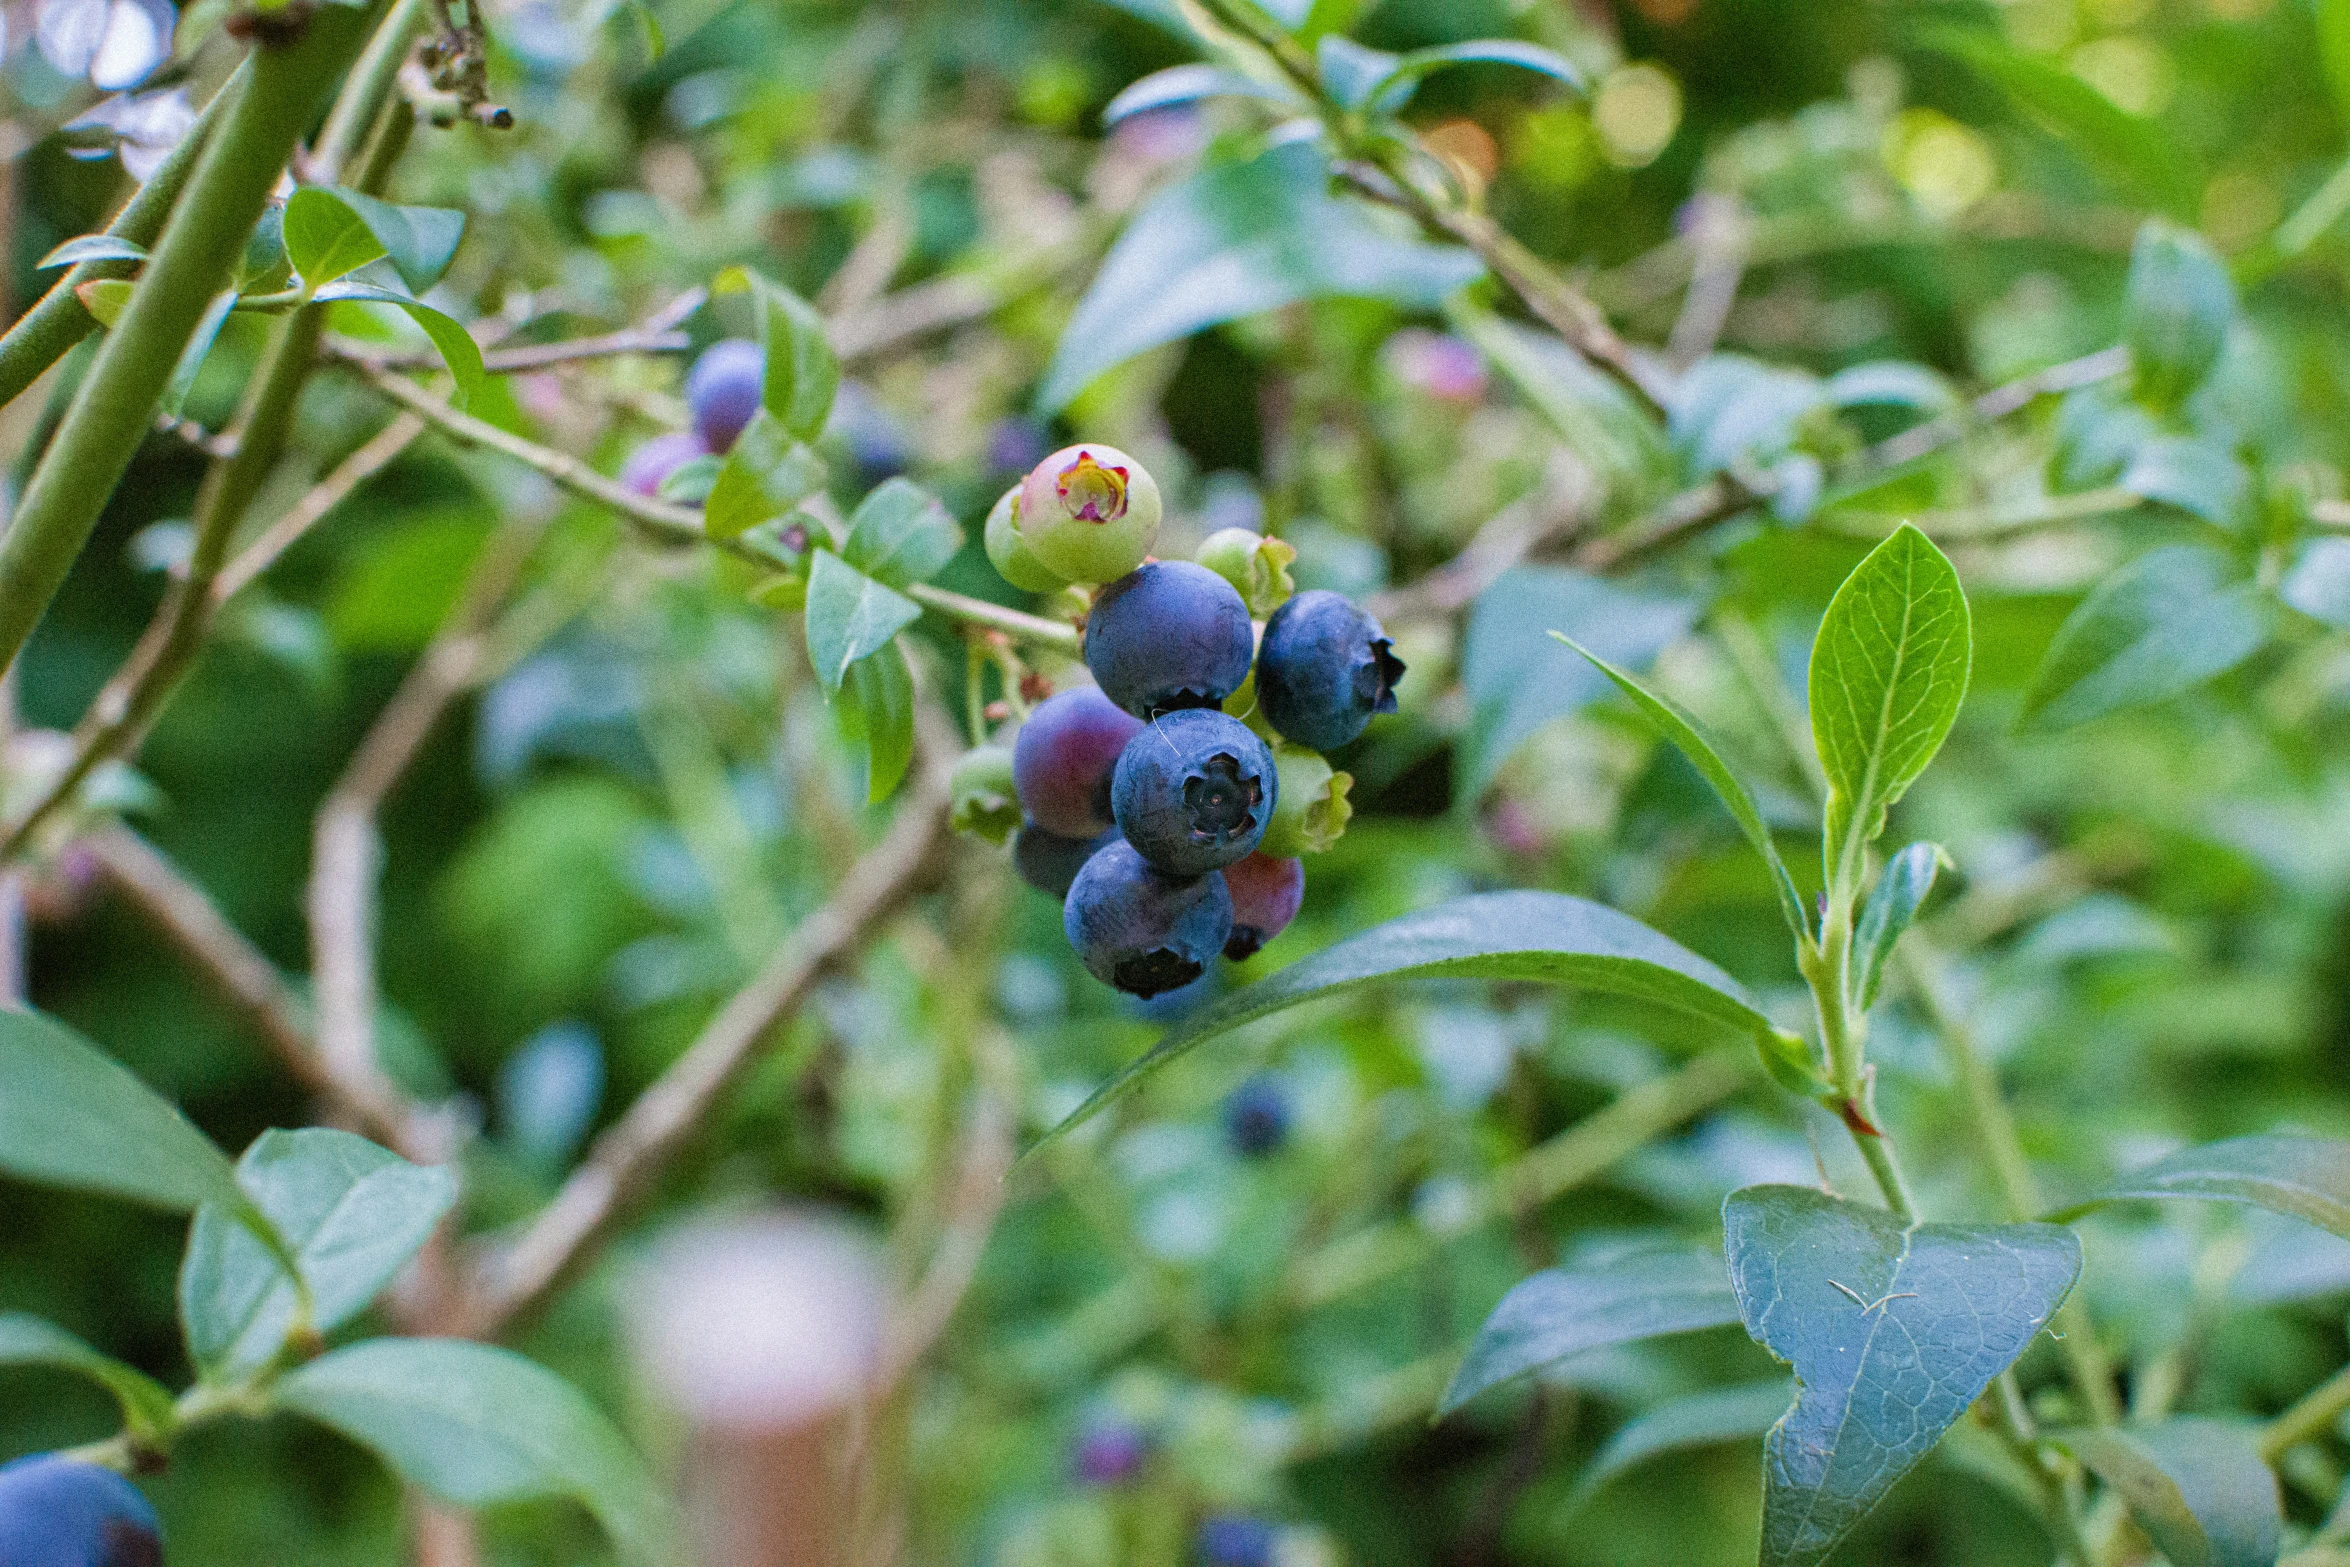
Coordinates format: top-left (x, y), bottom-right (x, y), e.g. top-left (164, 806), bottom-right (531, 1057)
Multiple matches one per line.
top-left (0, 5), bottom-right (381, 683)
top-left (2263, 1361), bottom-right (2350, 1464)
top-left (0, 60), bottom-right (252, 414)
top-left (906, 582), bottom-right (1080, 653)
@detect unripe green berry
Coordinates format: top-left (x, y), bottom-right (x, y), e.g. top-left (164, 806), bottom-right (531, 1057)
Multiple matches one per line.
top-left (983, 485), bottom-right (1068, 594)
top-left (1195, 528), bottom-right (1296, 618)
top-left (1259, 745), bottom-right (1352, 856)
top-left (1222, 664), bottom-right (1279, 744)
top-left (1016, 444), bottom-right (1161, 584)
top-left (949, 745), bottom-right (1021, 845)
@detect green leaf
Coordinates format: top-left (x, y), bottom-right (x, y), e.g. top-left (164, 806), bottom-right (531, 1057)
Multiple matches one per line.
top-left (837, 636), bottom-right (917, 802)
top-left (2284, 537), bottom-right (2350, 631)
top-left (704, 409), bottom-right (828, 540)
top-left (1037, 140), bottom-right (1482, 412)
top-left (0, 1313), bottom-right (177, 1442)
top-left (1103, 64), bottom-right (1301, 124)
top-left (841, 477), bottom-right (964, 588)
top-left (160, 290), bottom-right (238, 420)
top-left (2123, 220), bottom-right (2236, 411)
top-left (623, 0), bottom-right (663, 57)
top-left (282, 186), bottom-right (389, 288)
top-left (723, 267), bottom-right (838, 442)
top-left (1911, 23), bottom-right (2198, 217)
top-left (319, 187), bottom-right (466, 294)
top-left (1316, 35), bottom-right (1401, 109)
top-left (2047, 1134), bottom-right (2350, 1240)
top-left (2323, 0), bottom-right (2350, 129)
top-left (1809, 524), bottom-right (1971, 897)
top-left (1034, 889), bottom-right (1778, 1151)
top-left (0, 1007), bottom-right (239, 1213)
top-left (38, 233), bottom-right (148, 269)
top-left (804, 548), bottom-right (921, 694)
top-left (1725, 1185), bottom-right (2082, 1567)
top-left (1369, 39), bottom-right (1584, 112)
top-left (276, 1338), bottom-right (671, 1562)
top-left (2019, 545), bottom-right (2270, 731)
top-left (1851, 841), bottom-right (1946, 1012)
top-left (1569, 1381), bottom-right (1794, 1511)
top-left (75, 278), bottom-right (134, 328)
top-left (180, 1128), bottom-right (456, 1380)
top-left (1441, 1243), bottom-right (1740, 1414)
top-left (1447, 305), bottom-right (1672, 493)
top-left (315, 281), bottom-right (487, 409)
top-left (1461, 567), bottom-right (1696, 802)
top-left (1823, 361), bottom-right (1957, 415)
top-left (2118, 435), bottom-right (2247, 529)
top-left (1553, 632), bottom-right (1808, 942)
top-left (2051, 1421), bottom-right (2279, 1567)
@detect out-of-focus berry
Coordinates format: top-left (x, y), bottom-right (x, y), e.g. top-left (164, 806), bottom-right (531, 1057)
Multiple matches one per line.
top-left (949, 745), bottom-right (1021, 845)
top-left (1070, 1417), bottom-right (1150, 1485)
top-left (1196, 1514), bottom-right (1278, 1567)
top-left (1111, 709), bottom-right (1275, 877)
top-left (1016, 444), bottom-right (1161, 584)
top-left (1219, 853), bottom-right (1302, 961)
top-left (0, 1454), bottom-right (162, 1567)
top-left (620, 430), bottom-right (708, 498)
top-left (1255, 590), bottom-right (1405, 752)
top-left (987, 416), bottom-right (1052, 476)
top-left (1085, 561), bottom-right (1254, 718)
top-left (684, 337), bottom-right (764, 452)
top-left (1013, 687), bottom-right (1143, 839)
top-left (1064, 839), bottom-right (1232, 998)
top-left (1222, 1073), bottom-right (1291, 1155)
top-left (1382, 327), bottom-right (1488, 404)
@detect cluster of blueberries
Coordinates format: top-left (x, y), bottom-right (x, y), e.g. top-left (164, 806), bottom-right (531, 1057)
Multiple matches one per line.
top-left (618, 337), bottom-right (766, 497)
top-left (0, 1453), bottom-right (162, 1566)
top-left (967, 444), bottom-right (1404, 1000)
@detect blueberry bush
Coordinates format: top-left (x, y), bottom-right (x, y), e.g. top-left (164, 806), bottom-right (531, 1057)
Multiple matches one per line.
top-left (7, 0), bottom-right (2350, 1563)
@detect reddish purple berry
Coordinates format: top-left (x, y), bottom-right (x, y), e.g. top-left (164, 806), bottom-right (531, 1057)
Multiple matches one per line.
top-left (620, 430), bottom-right (708, 498)
top-left (1013, 687), bottom-right (1144, 838)
top-left (1110, 709), bottom-right (1275, 878)
top-left (1064, 839), bottom-right (1232, 998)
top-left (1071, 1418), bottom-right (1150, 1485)
top-left (1219, 853), bottom-right (1302, 961)
top-left (1085, 561), bottom-right (1255, 719)
top-left (684, 337), bottom-right (763, 452)
top-left (1255, 590), bottom-right (1405, 752)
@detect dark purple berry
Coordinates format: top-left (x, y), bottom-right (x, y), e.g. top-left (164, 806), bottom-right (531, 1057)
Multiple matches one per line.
top-left (1223, 1074), bottom-right (1290, 1156)
top-left (0, 1454), bottom-right (162, 1567)
top-left (684, 337), bottom-right (763, 453)
top-left (619, 430), bottom-right (708, 498)
top-left (1012, 823), bottom-right (1114, 901)
top-left (1219, 853), bottom-right (1302, 961)
top-left (1111, 709), bottom-right (1275, 878)
top-left (1070, 1418), bottom-right (1150, 1485)
top-left (1013, 687), bottom-right (1144, 838)
top-left (1255, 589), bottom-right (1404, 752)
top-left (1085, 561), bottom-right (1254, 718)
top-left (1196, 1515), bottom-right (1278, 1567)
top-left (1064, 839), bottom-right (1232, 998)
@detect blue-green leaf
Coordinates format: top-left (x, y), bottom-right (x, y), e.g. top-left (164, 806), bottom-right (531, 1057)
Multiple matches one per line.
top-left (2019, 545), bottom-right (2270, 731)
top-left (2047, 1135), bottom-right (2350, 1240)
top-left (2053, 1420), bottom-right (2280, 1567)
top-left (282, 186), bottom-right (386, 287)
top-left (2123, 220), bottom-right (2235, 411)
top-left (803, 548), bottom-right (921, 694)
top-left (2282, 537), bottom-right (2350, 631)
top-left (1104, 64), bottom-right (1300, 124)
top-left (1037, 140), bottom-right (1482, 412)
top-left (1316, 35), bottom-right (1400, 108)
top-left (1368, 40), bottom-right (1583, 113)
top-left (1725, 1185), bottom-right (2082, 1567)
top-left (1570, 1381), bottom-right (1794, 1510)
top-left (723, 267), bottom-right (838, 442)
top-left (1851, 841), bottom-right (1946, 1011)
top-left (1034, 889), bottom-right (1779, 1151)
top-left (315, 281), bottom-right (486, 409)
top-left (704, 410), bottom-right (828, 540)
top-left (836, 635), bottom-right (917, 802)
top-left (37, 233), bottom-right (148, 269)
top-left (1810, 525), bottom-right (1972, 895)
top-left (317, 187), bottom-right (466, 294)
top-left (0, 1007), bottom-right (239, 1213)
top-left (0, 1314), bottom-right (176, 1442)
top-left (2119, 435), bottom-right (2247, 529)
top-left (1441, 1243), bottom-right (1740, 1414)
top-left (277, 1338), bottom-right (671, 1563)
top-left (842, 477), bottom-right (963, 588)
top-left (1823, 361), bottom-right (1957, 415)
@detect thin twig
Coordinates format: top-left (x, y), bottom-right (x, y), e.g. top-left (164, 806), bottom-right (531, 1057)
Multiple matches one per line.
top-left (1368, 479), bottom-right (1588, 623)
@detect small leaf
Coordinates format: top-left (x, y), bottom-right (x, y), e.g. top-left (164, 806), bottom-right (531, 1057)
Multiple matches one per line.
top-left (1034, 889), bottom-right (1778, 1152)
top-left (319, 187), bottom-right (466, 294)
top-left (180, 1127), bottom-right (456, 1380)
top-left (1570, 1381), bottom-right (1793, 1511)
top-left (623, 0), bottom-right (663, 58)
top-left (1370, 39), bottom-right (1583, 113)
top-left (1441, 1243), bottom-right (1740, 1414)
top-left (719, 267), bottom-right (838, 441)
top-left (2119, 435), bottom-right (2247, 528)
top-left (1103, 63), bottom-right (1300, 124)
top-left (1553, 632), bottom-right (1808, 942)
top-left (704, 410), bottom-right (827, 540)
top-left (2323, 0), bottom-right (2350, 130)
top-left (841, 477), bottom-right (963, 588)
top-left (0, 1313), bottom-right (176, 1442)
top-left (159, 290), bottom-right (237, 419)
top-left (2123, 220), bottom-right (2236, 411)
top-left (1851, 841), bottom-right (1946, 1012)
top-left (315, 281), bottom-right (486, 409)
top-left (1809, 524), bottom-right (1972, 896)
top-left (282, 186), bottom-right (388, 287)
top-left (803, 548), bottom-right (921, 694)
top-left (1725, 1185), bottom-right (2082, 1567)
top-left (0, 1008), bottom-right (239, 1213)
top-left (2052, 1420), bottom-right (2280, 1567)
top-left (2019, 545), bottom-right (2270, 731)
top-left (1823, 361), bottom-right (1957, 415)
top-left (276, 1338), bottom-right (671, 1562)
top-left (239, 205), bottom-right (292, 294)
top-left (38, 233), bottom-right (148, 269)
top-left (836, 636), bottom-right (916, 802)
top-left (75, 278), bottom-right (134, 327)
top-left (2047, 1134), bottom-right (2350, 1240)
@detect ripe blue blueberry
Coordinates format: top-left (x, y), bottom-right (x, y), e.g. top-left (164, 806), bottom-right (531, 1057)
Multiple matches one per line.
top-left (1219, 852), bottom-right (1303, 961)
top-left (1013, 687), bottom-right (1143, 838)
top-left (1196, 1515), bottom-right (1278, 1567)
top-left (1110, 709), bottom-right (1276, 878)
top-left (1064, 838), bottom-right (1232, 998)
top-left (684, 337), bottom-right (764, 453)
top-left (1223, 1074), bottom-right (1290, 1156)
top-left (1085, 561), bottom-right (1254, 719)
top-left (619, 430), bottom-right (708, 498)
top-left (1012, 823), bottom-right (1114, 901)
top-left (1254, 589), bottom-right (1406, 752)
top-left (0, 1454), bottom-right (162, 1567)
top-left (1070, 1417), bottom-right (1150, 1485)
